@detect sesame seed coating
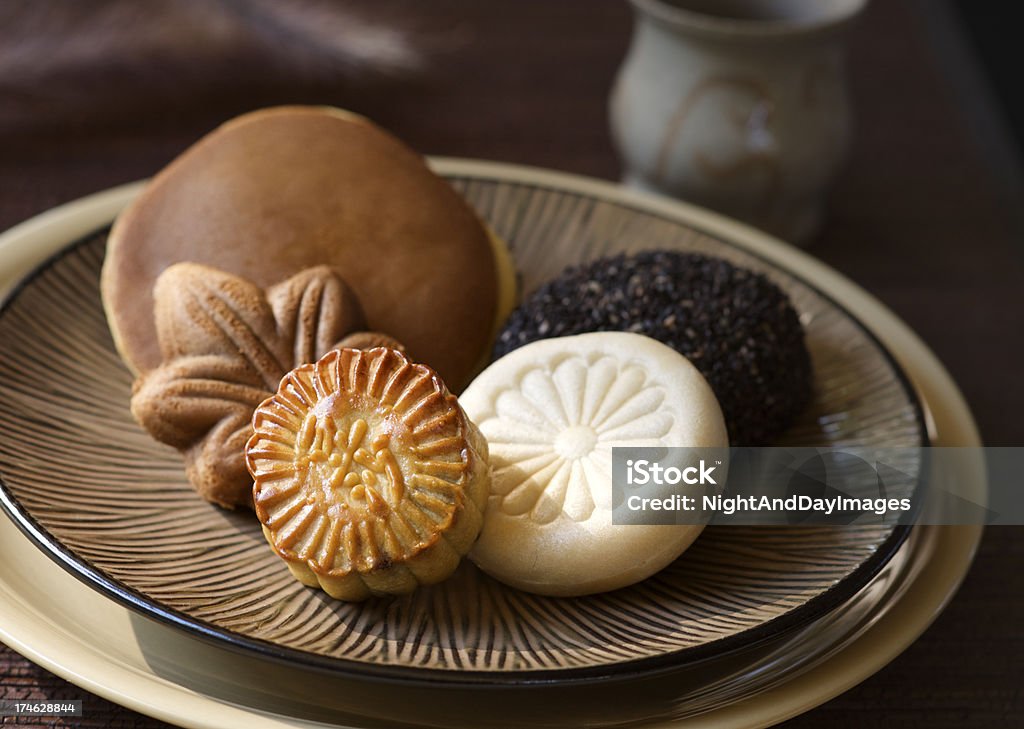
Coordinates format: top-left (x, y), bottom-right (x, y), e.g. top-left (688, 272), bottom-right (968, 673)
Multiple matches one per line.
top-left (492, 251), bottom-right (812, 445)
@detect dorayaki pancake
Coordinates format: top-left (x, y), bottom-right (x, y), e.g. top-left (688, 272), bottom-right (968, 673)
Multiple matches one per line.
top-left (103, 105), bottom-right (514, 391)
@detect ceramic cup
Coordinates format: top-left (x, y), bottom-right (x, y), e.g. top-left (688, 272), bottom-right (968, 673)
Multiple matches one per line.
top-left (610, 0), bottom-right (867, 245)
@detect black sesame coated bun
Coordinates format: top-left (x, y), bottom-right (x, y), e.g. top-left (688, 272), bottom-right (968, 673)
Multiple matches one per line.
top-left (493, 250), bottom-right (813, 445)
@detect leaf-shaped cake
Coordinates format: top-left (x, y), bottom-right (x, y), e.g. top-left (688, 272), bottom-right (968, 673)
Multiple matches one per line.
top-left (131, 263), bottom-right (401, 509)
top-left (246, 347), bottom-right (490, 601)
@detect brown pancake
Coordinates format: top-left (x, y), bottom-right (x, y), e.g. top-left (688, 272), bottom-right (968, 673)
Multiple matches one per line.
top-left (102, 106), bottom-right (502, 391)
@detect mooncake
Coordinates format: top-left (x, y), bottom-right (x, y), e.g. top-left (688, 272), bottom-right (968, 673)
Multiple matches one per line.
top-left (103, 105), bottom-right (516, 391)
top-left (459, 332), bottom-right (728, 597)
top-left (246, 347), bottom-right (490, 600)
top-left (493, 250), bottom-right (812, 444)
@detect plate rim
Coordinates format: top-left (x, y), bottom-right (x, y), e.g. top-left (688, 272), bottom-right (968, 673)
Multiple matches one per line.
top-left (0, 162), bottom-right (927, 687)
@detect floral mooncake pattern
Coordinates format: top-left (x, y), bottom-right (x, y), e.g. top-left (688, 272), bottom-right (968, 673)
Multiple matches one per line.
top-left (246, 347), bottom-right (490, 601)
top-left (460, 332), bottom-right (728, 597)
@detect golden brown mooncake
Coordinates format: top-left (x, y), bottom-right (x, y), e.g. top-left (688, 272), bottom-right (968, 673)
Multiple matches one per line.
top-left (245, 347), bottom-right (490, 601)
top-left (102, 105), bottom-right (516, 392)
top-left (131, 262), bottom-right (402, 509)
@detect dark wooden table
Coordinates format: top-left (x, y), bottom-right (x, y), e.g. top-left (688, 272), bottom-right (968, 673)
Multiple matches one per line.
top-left (1, 1), bottom-right (1021, 726)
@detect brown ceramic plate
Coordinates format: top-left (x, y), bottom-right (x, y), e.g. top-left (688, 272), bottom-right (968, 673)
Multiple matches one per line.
top-left (0, 163), bottom-right (925, 687)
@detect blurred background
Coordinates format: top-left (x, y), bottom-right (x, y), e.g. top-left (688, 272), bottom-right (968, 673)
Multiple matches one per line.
top-left (1, 0), bottom-right (1020, 441)
top-left (0, 1), bottom-right (1021, 726)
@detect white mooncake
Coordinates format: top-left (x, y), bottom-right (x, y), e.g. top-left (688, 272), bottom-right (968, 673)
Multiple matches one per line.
top-left (460, 332), bottom-right (728, 596)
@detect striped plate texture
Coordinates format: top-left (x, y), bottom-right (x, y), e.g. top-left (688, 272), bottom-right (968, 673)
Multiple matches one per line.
top-left (0, 175), bottom-right (924, 683)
